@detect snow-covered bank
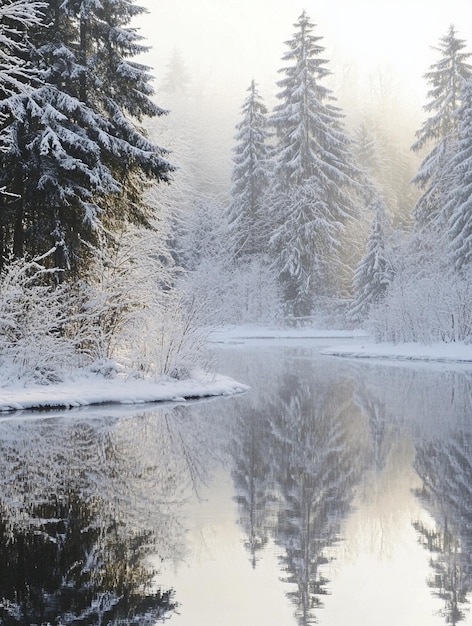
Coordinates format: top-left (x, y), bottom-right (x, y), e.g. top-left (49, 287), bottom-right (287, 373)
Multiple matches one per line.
top-left (209, 326), bottom-right (472, 366)
top-left (0, 371), bottom-right (249, 413)
top-left (321, 341), bottom-right (472, 364)
top-left (208, 325), bottom-right (367, 343)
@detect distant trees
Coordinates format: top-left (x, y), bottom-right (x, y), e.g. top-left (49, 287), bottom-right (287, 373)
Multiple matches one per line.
top-left (350, 197), bottom-right (393, 322)
top-left (350, 25), bottom-right (472, 342)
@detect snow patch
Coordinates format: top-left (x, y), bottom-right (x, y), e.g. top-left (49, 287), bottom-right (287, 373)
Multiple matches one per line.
top-left (0, 371), bottom-right (249, 413)
top-left (208, 325), bottom-right (367, 343)
top-left (321, 341), bottom-right (472, 364)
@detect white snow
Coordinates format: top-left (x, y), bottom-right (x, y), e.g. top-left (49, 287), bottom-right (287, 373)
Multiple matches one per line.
top-left (209, 325), bottom-right (472, 366)
top-left (321, 340), bottom-right (472, 363)
top-left (208, 325), bottom-right (367, 343)
top-left (0, 370), bottom-right (249, 413)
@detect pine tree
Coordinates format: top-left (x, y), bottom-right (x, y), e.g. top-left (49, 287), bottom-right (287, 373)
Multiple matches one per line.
top-left (161, 48), bottom-right (190, 98)
top-left (350, 197), bottom-right (393, 322)
top-left (0, 0), bottom-right (173, 275)
top-left (227, 80), bottom-right (271, 258)
top-left (0, 0), bottom-right (45, 100)
top-left (412, 25), bottom-right (472, 231)
top-left (269, 11), bottom-right (360, 317)
top-left (442, 79), bottom-right (472, 271)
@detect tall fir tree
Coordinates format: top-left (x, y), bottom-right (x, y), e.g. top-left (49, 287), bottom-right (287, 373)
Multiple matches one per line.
top-left (269, 11), bottom-right (360, 317)
top-left (411, 25), bottom-right (472, 231)
top-left (227, 79), bottom-right (271, 258)
top-left (0, 0), bottom-right (173, 275)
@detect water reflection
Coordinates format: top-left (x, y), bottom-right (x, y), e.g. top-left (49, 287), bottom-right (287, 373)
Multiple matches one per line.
top-left (1, 344), bottom-right (472, 626)
top-left (414, 429), bottom-right (472, 624)
top-left (0, 404), bottom-right (223, 625)
top-left (211, 344), bottom-right (472, 626)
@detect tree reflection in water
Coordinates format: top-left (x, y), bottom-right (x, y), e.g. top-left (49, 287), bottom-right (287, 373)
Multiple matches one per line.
top-left (414, 426), bottom-right (472, 625)
top-left (2, 348), bottom-right (472, 626)
top-left (271, 372), bottom-right (365, 626)
top-left (0, 404), bottom-right (220, 625)
top-left (0, 494), bottom-right (175, 625)
top-left (223, 345), bottom-right (472, 626)
top-left (225, 348), bottom-right (369, 626)
top-left (351, 361), bottom-right (472, 626)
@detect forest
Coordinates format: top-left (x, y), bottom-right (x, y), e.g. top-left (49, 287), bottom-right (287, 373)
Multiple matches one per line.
top-left (1, 1), bottom-right (472, 385)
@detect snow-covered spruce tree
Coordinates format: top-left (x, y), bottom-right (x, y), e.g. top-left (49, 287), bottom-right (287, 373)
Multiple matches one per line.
top-left (227, 79), bottom-right (271, 258)
top-left (0, 0), bottom-right (45, 259)
top-left (411, 25), bottom-right (472, 232)
top-left (443, 79), bottom-right (472, 272)
top-left (349, 197), bottom-right (393, 323)
top-left (269, 11), bottom-right (360, 318)
top-left (0, 0), bottom-right (173, 275)
top-left (0, 0), bottom-right (45, 100)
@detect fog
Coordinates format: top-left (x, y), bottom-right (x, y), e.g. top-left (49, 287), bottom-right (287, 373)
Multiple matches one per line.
top-left (136, 0), bottom-right (472, 112)
top-left (134, 0), bottom-right (472, 196)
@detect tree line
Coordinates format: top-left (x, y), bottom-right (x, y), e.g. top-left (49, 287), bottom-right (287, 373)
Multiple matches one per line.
top-left (179, 13), bottom-right (472, 340)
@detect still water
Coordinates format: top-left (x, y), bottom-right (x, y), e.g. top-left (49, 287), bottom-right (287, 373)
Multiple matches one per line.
top-left (0, 339), bottom-right (471, 625)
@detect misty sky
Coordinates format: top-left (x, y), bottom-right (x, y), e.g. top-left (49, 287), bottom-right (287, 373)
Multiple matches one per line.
top-left (136, 0), bottom-right (472, 116)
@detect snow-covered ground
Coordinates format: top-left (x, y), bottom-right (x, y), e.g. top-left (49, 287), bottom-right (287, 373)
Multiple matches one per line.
top-left (321, 340), bottom-right (472, 363)
top-left (208, 325), bottom-right (367, 343)
top-left (2, 325), bottom-right (471, 413)
top-left (0, 371), bottom-right (249, 413)
top-left (209, 326), bottom-right (472, 364)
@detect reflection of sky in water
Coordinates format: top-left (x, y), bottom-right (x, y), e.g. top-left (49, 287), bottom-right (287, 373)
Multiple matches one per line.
top-left (155, 468), bottom-right (296, 626)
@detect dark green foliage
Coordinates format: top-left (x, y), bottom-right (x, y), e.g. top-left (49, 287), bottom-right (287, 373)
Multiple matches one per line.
top-left (0, 0), bottom-right (173, 276)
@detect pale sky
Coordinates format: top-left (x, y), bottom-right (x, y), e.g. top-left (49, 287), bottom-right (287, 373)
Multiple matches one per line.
top-left (135, 0), bottom-right (472, 115)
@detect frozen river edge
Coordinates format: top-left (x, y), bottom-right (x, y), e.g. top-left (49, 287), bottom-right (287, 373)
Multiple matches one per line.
top-left (0, 371), bottom-right (250, 413)
top-left (1, 326), bottom-right (471, 412)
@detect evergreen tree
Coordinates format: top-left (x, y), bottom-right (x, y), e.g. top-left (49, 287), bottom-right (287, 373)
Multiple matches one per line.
top-left (443, 79), bottom-right (472, 271)
top-left (227, 79), bottom-right (271, 258)
top-left (0, 0), bottom-right (45, 100)
top-left (160, 48), bottom-right (190, 98)
top-left (269, 11), bottom-right (360, 317)
top-left (0, 0), bottom-right (173, 275)
top-left (350, 197), bottom-right (393, 322)
top-left (353, 116), bottom-right (416, 228)
top-left (411, 25), bottom-right (472, 231)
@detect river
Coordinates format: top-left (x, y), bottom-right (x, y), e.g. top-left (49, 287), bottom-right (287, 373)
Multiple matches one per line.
top-left (0, 338), bottom-right (471, 625)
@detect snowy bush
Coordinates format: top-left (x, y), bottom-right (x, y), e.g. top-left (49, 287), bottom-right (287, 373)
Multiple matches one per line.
top-left (0, 252), bottom-right (88, 385)
top-left (124, 290), bottom-right (209, 380)
top-left (367, 267), bottom-right (472, 344)
top-left (83, 228), bottom-right (209, 380)
top-left (0, 230), bottom-right (211, 385)
top-left (181, 254), bottom-right (283, 326)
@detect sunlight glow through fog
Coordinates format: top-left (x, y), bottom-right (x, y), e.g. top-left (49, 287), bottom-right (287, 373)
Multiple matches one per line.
top-left (136, 0), bottom-right (472, 112)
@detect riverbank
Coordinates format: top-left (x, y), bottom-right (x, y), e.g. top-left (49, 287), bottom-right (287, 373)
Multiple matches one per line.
top-left (209, 326), bottom-right (472, 364)
top-left (2, 325), bottom-right (471, 412)
top-left (0, 370), bottom-right (249, 413)
top-left (320, 340), bottom-right (472, 363)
